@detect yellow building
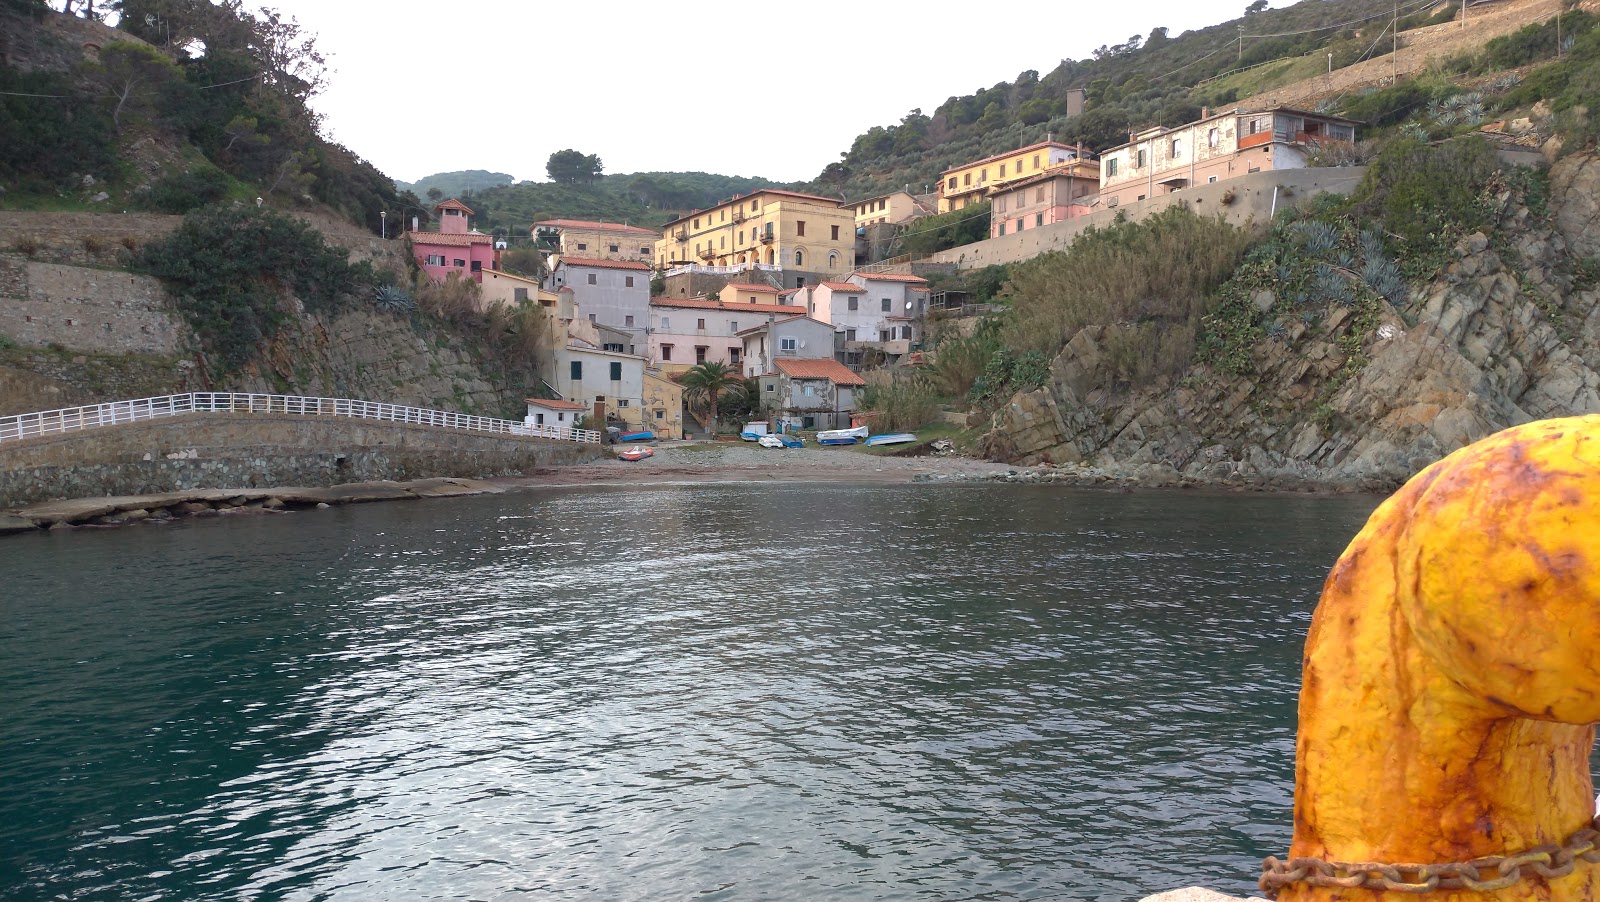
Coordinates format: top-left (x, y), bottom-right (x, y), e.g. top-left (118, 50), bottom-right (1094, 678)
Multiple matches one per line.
top-left (846, 190), bottom-right (935, 227)
top-left (654, 189), bottom-right (854, 290)
top-left (716, 282), bottom-right (785, 306)
top-left (938, 140), bottom-right (1094, 213)
top-left (532, 219), bottom-right (659, 265)
top-left (642, 369), bottom-right (685, 439)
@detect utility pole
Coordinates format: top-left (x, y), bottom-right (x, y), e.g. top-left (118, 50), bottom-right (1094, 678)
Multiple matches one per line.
top-left (1392, 0), bottom-right (1399, 83)
top-left (1238, 25), bottom-right (1245, 61)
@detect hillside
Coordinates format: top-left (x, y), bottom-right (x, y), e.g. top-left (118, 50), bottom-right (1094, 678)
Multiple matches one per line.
top-left (398, 170), bottom-right (515, 198)
top-left (806, 0), bottom-right (1581, 198)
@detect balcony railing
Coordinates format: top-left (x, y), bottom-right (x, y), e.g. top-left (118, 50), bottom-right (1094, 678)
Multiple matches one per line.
top-left (659, 262), bottom-right (781, 278)
top-left (0, 392), bottom-right (601, 445)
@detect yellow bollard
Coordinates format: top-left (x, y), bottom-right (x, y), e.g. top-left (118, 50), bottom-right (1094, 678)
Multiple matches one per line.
top-left (1266, 415), bottom-right (1600, 901)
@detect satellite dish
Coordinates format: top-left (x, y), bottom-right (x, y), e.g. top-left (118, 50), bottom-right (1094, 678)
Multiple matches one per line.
top-left (905, 300), bottom-right (913, 310)
top-left (799, 340), bottom-right (807, 349)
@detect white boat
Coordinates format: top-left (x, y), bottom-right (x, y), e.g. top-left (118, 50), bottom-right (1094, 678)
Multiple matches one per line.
top-left (758, 434), bottom-right (785, 449)
top-left (865, 433), bottom-right (917, 446)
top-left (816, 425), bottom-right (868, 445)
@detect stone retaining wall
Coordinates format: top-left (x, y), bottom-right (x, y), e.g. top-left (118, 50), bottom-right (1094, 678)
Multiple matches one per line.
top-left (0, 413), bottom-right (604, 506)
top-left (0, 257), bottom-right (190, 355)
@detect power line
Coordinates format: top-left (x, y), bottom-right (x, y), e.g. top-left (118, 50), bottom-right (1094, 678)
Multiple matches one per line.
top-left (1242, 0), bottom-right (1435, 39)
top-left (0, 71), bottom-right (264, 99)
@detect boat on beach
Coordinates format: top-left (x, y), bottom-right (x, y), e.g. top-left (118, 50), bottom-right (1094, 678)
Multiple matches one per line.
top-left (816, 425), bottom-right (868, 445)
top-left (758, 434), bottom-right (803, 449)
top-left (865, 433), bottom-right (917, 447)
top-left (618, 431), bottom-right (654, 442)
top-left (617, 446), bottom-right (655, 461)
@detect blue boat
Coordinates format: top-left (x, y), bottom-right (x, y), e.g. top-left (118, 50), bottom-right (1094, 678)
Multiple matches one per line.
top-left (778, 435), bottom-right (803, 448)
top-left (816, 425), bottom-right (868, 445)
top-left (865, 433), bottom-right (917, 447)
top-left (818, 436), bottom-right (858, 446)
top-left (618, 431), bottom-right (654, 442)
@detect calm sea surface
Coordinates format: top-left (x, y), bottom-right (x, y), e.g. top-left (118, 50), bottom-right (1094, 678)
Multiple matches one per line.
top-left (1, 483), bottom-right (1384, 901)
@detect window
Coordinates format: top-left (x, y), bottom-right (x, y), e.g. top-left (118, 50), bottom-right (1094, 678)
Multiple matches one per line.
top-left (879, 330), bottom-right (890, 341)
top-left (625, 315), bottom-right (635, 326)
top-left (766, 383), bottom-right (775, 392)
top-left (998, 223), bottom-right (1006, 236)
top-left (1033, 153), bottom-right (1041, 169)
top-left (570, 361), bottom-right (582, 380)
top-left (1249, 118), bottom-right (1264, 135)
top-left (780, 337), bottom-right (797, 351)
top-left (948, 177), bottom-right (957, 190)
top-left (729, 348), bottom-right (741, 363)
top-left (1016, 218), bottom-right (1024, 232)
top-left (1208, 127), bottom-right (1219, 149)
top-left (828, 251), bottom-right (839, 270)
top-left (576, 242), bottom-right (587, 251)
top-left (618, 399), bottom-right (629, 407)
top-left (640, 246), bottom-right (650, 255)
top-left (997, 196), bottom-right (1007, 214)
top-left (695, 346), bottom-right (707, 363)
top-left (845, 328), bottom-right (856, 341)
top-left (609, 244), bottom-right (619, 252)
top-left (964, 173), bottom-right (971, 186)
top-left (660, 317), bottom-right (670, 329)
top-left (625, 276), bottom-right (635, 287)
top-left (609, 361), bottom-right (622, 380)
top-left (426, 254), bottom-right (445, 266)
top-left (720, 210), bottom-right (726, 221)
top-left (1137, 149), bottom-right (1147, 168)
top-left (901, 325), bottom-right (912, 339)
top-left (795, 277), bottom-right (805, 288)
top-left (796, 220), bottom-right (806, 237)
top-left (1208, 176), bottom-right (1218, 184)
top-left (794, 250), bottom-right (804, 266)
top-left (878, 199), bottom-right (886, 211)
top-left (661, 343), bottom-right (673, 360)
top-left (697, 318), bottom-right (707, 329)
top-left (694, 218), bottom-right (700, 228)
top-left (802, 416), bottom-right (815, 429)
top-left (603, 342), bottom-right (624, 353)
top-left (535, 413), bottom-right (545, 426)
top-left (803, 384), bottom-right (815, 397)
top-left (1036, 213), bottom-right (1044, 227)
top-left (587, 273), bottom-right (597, 285)
top-left (588, 313), bottom-right (596, 322)
top-left (847, 296), bottom-right (858, 311)
top-left (453, 258), bottom-right (466, 268)
top-left (1137, 194), bottom-right (1146, 201)
top-left (655, 409), bottom-right (664, 420)
top-left (881, 298), bottom-right (891, 312)
top-left (720, 236), bottom-right (726, 248)
top-left (999, 163), bottom-right (1006, 177)
top-left (831, 224), bottom-right (840, 240)
top-left (1037, 187), bottom-right (1046, 203)
top-left (1106, 158), bottom-right (1118, 177)
top-left (1171, 138), bottom-right (1183, 159)
top-left (750, 199), bottom-right (759, 211)
top-left (514, 287), bottom-right (528, 302)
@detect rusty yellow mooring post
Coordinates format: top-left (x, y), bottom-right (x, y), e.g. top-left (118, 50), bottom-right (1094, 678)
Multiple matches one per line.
top-left (1264, 415), bottom-right (1600, 901)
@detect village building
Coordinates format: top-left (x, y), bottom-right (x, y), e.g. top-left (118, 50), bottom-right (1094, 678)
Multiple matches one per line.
top-left (716, 282), bottom-right (786, 307)
top-left (738, 314), bottom-right (837, 379)
top-left (757, 358), bottom-right (867, 432)
top-left (408, 198), bottom-right (497, 283)
top-left (523, 398), bottom-right (588, 437)
top-left (532, 219), bottom-right (659, 265)
top-left (654, 189), bottom-right (855, 290)
top-left (479, 268), bottom-right (550, 311)
top-left (938, 140), bottom-right (1093, 213)
top-left (648, 296), bottom-right (795, 374)
top-left (641, 370), bottom-right (686, 439)
top-left (987, 161), bottom-right (1100, 238)
top-left (544, 256), bottom-right (652, 355)
top-left (1097, 107), bottom-right (1358, 209)
top-left (846, 190), bottom-right (935, 227)
top-left (790, 272), bottom-right (930, 368)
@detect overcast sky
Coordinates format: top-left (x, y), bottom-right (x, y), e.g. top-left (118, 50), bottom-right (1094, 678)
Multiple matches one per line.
top-left (263, 0), bottom-right (1269, 185)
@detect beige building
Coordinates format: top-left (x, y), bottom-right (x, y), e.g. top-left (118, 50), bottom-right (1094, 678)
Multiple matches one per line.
top-left (1098, 107), bottom-right (1358, 209)
top-left (939, 140), bottom-right (1093, 213)
top-left (988, 161), bottom-right (1100, 239)
top-left (716, 282), bottom-right (785, 306)
top-left (846, 190), bottom-right (935, 227)
top-left (479, 268), bottom-right (550, 311)
top-left (654, 189), bottom-right (855, 290)
top-left (533, 219), bottom-right (659, 265)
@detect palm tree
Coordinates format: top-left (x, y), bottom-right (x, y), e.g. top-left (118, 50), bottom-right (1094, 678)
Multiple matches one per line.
top-left (680, 361), bottom-right (748, 433)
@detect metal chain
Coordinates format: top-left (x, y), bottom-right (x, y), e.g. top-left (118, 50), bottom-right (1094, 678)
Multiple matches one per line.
top-left (1261, 816), bottom-right (1600, 896)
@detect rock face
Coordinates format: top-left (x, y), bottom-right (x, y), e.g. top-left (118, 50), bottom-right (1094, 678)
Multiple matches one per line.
top-left (982, 153), bottom-right (1600, 492)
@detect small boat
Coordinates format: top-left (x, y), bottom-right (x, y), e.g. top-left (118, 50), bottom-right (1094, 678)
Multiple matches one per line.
top-left (758, 433), bottom-right (804, 449)
top-left (865, 433), bottom-right (917, 447)
top-left (617, 446), bottom-right (655, 461)
top-left (740, 430), bottom-right (764, 442)
top-left (816, 425), bottom-right (868, 445)
top-left (618, 431), bottom-right (654, 442)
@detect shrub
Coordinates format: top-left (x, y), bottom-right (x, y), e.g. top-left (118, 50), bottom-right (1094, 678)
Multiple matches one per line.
top-left (1482, 10), bottom-right (1596, 70)
top-left (859, 370), bottom-right (941, 432)
top-left (899, 201), bottom-right (991, 257)
top-left (1347, 136), bottom-right (1501, 252)
top-left (137, 163), bottom-right (235, 214)
top-left (928, 316), bottom-right (1004, 399)
top-left (135, 205), bottom-right (377, 371)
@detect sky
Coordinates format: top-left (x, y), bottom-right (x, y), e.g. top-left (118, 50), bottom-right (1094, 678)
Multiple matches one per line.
top-left (261, 0), bottom-right (1270, 185)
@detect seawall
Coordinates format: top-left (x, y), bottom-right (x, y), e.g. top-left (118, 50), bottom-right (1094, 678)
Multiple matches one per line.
top-left (0, 413), bottom-right (605, 506)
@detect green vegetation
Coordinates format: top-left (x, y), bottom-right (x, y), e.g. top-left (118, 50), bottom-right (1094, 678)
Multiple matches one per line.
top-left (465, 171), bottom-right (787, 238)
top-left (134, 206), bottom-right (378, 371)
top-left (546, 149), bottom-right (604, 185)
top-left (1494, 19), bottom-right (1600, 152)
top-left (858, 370), bottom-right (942, 432)
top-left (397, 170), bottom-right (515, 198)
top-left (897, 202), bottom-right (990, 257)
top-left (1347, 136), bottom-right (1501, 266)
top-left (680, 361), bottom-right (747, 431)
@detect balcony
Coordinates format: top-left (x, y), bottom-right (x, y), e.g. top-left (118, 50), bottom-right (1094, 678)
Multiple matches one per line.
top-left (759, 233), bottom-right (775, 245)
top-left (697, 247), bottom-right (716, 261)
top-left (673, 230), bottom-right (688, 242)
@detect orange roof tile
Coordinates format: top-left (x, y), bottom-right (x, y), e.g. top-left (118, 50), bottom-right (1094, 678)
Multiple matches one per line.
top-left (434, 198), bottom-right (475, 214)
top-left (651, 297), bottom-right (795, 313)
top-left (819, 281), bottom-right (861, 291)
top-left (409, 231), bottom-right (494, 246)
top-left (557, 256), bottom-right (652, 271)
top-left (524, 398), bottom-right (589, 410)
top-left (724, 282), bottom-right (780, 292)
top-left (533, 219), bottom-right (660, 236)
top-left (775, 358), bottom-right (866, 386)
top-left (940, 140), bottom-right (1091, 176)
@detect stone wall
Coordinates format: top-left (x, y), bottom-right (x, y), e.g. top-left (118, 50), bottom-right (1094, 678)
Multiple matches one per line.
top-left (931, 167), bottom-right (1370, 269)
top-left (0, 256), bottom-right (190, 355)
top-left (0, 413), bottom-right (604, 506)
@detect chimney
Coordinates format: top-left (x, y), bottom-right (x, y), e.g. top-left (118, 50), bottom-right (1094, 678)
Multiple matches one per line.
top-left (1202, 106), bottom-right (1210, 118)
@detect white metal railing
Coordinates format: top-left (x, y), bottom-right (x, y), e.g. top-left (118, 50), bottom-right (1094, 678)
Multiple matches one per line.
top-left (0, 392), bottom-right (601, 446)
top-left (660, 262), bottom-right (782, 279)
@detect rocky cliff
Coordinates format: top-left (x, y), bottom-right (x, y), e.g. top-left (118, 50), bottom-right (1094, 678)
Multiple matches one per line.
top-left (982, 152), bottom-right (1600, 492)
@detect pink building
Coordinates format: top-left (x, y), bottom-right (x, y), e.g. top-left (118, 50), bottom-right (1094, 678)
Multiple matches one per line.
top-left (409, 198), bottom-right (497, 284)
top-left (988, 162), bottom-right (1100, 239)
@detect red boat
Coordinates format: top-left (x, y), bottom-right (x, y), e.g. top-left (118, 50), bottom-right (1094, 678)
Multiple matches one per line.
top-left (617, 446), bottom-right (655, 462)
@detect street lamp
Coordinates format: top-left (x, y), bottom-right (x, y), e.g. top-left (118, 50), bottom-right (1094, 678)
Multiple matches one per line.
top-left (380, 210), bottom-right (387, 239)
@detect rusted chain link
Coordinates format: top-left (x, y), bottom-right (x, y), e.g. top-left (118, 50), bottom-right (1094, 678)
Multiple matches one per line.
top-left (1261, 816), bottom-right (1600, 896)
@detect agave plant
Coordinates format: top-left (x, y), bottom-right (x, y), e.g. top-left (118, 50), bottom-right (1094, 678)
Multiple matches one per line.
top-left (373, 284), bottom-right (416, 314)
top-left (1292, 220), bottom-right (1340, 257)
top-left (1361, 257), bottom-right (1408, 305)
top-left (1359, 228), bottom-right (1388, 264)
top-left (1313, 265), bottom-right (1355, 306)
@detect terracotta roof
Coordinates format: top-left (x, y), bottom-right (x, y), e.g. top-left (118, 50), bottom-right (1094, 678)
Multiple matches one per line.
top-left (533, 219), bottom-right (660, 236)
top-left (661, 188), bottom-right (846, 226)
top-left (819, 281), bottom-right (861, 292)
top-left (775, 358), bottom-right (866, 386)
top-left (851, 272), bottom-right (928, 284)
top-left (940, 140), bottom-right (1090, 176)
top-left (651, 297), bottom-right (797, 313)
top-left (410, 231), bottom-right (493, 246)
top-left (434, 198), bottom-right (475, 214)
top-left (734, 314), bottom-right (809, 335)
top-left (556, 256), bottom-right (652, 271)
top-left (524, 398), bottom-right (588, 410)
top-left (724, 282), bottom-right (780, 292)
top-left (991, 162), bottom-right (1102, 194)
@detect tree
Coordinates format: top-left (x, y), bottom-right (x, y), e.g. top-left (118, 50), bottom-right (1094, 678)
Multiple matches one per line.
top-left (546, 148), bottom-right (602, 184)
top-left (680, 361), bottom-right (747, 431)
top-left (426, 186), bottom-right (443, 202)
top-left (87, 41), bottom-right (182, 130)
top-left (1245, 0), bottom-right (1268, 13)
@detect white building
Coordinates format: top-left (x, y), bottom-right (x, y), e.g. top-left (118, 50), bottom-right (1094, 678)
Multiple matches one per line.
top-left (737, 314), bottom-right (837, 379)
top-left (544, 256), bottom-right (653, 355)
top-left (648, 296), bottom-right (798, 374)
